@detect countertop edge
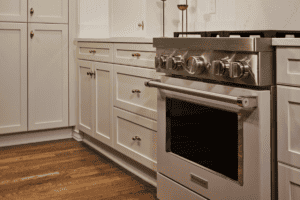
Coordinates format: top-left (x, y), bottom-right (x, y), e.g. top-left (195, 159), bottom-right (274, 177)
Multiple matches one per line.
top-left (272, 38), bottom-right (300, 46)
top-left (74, 37), bottom-right (153, 43)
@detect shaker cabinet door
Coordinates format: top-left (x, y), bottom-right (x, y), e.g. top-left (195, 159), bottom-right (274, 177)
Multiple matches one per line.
top-left (278, 85), bottom-right (300, 168)
top-left (78, 60), bottom-right (94, 137)
top-left (28, 23), bottom-right (68, 131)
top-left (28, 0), bottom-right (68, 24)
top-left (94, 62), bottom-right (114, 147)
top-left (111, 0), bottom-right (146, 37)
top-left (0, 23), bottom-right (27, 134)
top-left (0, 0), bottom-right (27, 22)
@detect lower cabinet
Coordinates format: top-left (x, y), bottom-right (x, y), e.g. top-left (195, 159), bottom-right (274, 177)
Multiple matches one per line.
top-left (78, 60), bottom-right (114, 147)
top-left (113, 107), bottom-right (157, 171)
top-left (279, 163), bottom-right (300, 200)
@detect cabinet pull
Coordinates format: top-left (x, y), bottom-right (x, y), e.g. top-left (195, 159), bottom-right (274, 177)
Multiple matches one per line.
top-left (30, 8), bottom-right (34, 15)
top-left (30, 31), bottom-right (34, 38)
top-left (87, 72), bottom-right (91, 76)
top-left (89, 50), bottom-right (96, 53)
top-left (132, 53), bottom-right (141, 57)
top-left (132, 89), bottom-right (141, 93)
top-left (138, 21), bottom-right (144, 30)
top-left (132, 136), bottom-right (141, 141)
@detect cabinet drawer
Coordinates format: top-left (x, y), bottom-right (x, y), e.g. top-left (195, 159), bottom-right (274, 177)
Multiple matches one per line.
top-left (114, 64), bottom-right (160, 120)
top-left (113, 107), bottom-right (157, 171)
top-left (277, 47), bottom-right (300, 86)
top-left (77, 42), bottom-right (113, 62)
top-left (279, 163), bottom-right (300, 200)
top-left (158, 173), bottom-right (208, 200)
top-left (278, 85), bottom-right (300, 168)
top-left (114, 43), bottom-right (156, 68)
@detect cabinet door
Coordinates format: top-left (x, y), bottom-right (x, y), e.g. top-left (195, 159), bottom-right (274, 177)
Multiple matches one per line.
top-left (0, 0), bottom-right (27, 22)
top-left (0, 23), bottom-right (27, 134)
top-left (279, 163), bottom-right (300, 200)
top-left (28, 0), bottom-right (68, 24)
top-left (94, 62), bottom-right (113, 147)
top-left (78, 60), bottom-right (94, 137)
top-left (278, 85), bottom-right (300, 168)
top-left (28, 23), bottom-right (68, 131)
top-left (111, 0), bottom-right (146, 37)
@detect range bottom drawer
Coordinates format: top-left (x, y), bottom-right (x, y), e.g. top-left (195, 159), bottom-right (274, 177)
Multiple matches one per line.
top-left (158, 173), bottom-right (208, 200)
top-left (113, 107), bottom-right (157, 171)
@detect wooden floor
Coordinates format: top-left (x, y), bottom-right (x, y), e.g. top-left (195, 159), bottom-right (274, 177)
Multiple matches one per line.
top-left (0, 139), bottom-right (158, 200)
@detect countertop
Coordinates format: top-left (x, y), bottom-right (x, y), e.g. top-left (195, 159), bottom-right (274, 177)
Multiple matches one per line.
top-left (74, 37), bottom-right (153, 43)
top-left (272, 38), bottom-right (300, 46)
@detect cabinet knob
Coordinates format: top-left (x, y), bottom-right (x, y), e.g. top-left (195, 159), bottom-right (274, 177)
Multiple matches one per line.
top-left (132, 89), bottom-right (141, 93)
top-left (87, 72), bottom-right (91, 75)
top-left (89, 50), bottom-right (96, 53)
top-left (30, 8), bottom-right (34, 15)
top-left (132, 53), bottom-right (141, 57)
top-left (30, 31), bottom-right (34, 38)
top-left (132, 136), bottom-right (141, 141)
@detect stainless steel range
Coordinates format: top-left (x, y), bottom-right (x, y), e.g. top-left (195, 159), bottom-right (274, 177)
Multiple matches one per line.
top-left (145, 36), bottom-right (277, 200)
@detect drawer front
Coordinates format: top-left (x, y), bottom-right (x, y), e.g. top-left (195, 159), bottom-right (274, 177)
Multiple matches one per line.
top-left (278, 85), bottom-right (300, 168)
top-left (158, 173), bottom-right (208, 200)
top-left (277, 47), bottom-right (300, 86)
top-left (114, 64), bottom-right (160, 120)
top-left (77, 42), bottom-right (113, 62)
top-left (113, 107), bottom-right (157, 171)
top-left (279, 163), bottom-right (300, 200)
top-left (114, 43), bottom-right (156, 68)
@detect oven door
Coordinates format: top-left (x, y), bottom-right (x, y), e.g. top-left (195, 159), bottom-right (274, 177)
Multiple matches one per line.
top-left (154, 76), bottom-right (271, 200)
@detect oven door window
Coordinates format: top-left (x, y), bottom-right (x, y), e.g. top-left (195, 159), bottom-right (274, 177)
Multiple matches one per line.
top-left (166, 97), bottom-right (243, 185)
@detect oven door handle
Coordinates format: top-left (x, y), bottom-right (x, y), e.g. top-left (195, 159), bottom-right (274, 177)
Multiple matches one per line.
top-left (145, 79), bottom-right (257, 108)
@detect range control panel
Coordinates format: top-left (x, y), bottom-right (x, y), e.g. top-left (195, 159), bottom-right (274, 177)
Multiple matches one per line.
top-left (155, 49), bottom-right (273, 86)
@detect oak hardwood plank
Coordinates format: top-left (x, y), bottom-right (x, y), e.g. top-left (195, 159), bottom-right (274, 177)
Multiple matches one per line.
top-left (0, 139), bottom-right (158, 200)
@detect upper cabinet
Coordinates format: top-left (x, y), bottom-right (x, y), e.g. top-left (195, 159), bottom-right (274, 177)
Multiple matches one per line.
top-left (110, 0), bottom-right (146, 37)
top-left (28, 0), bottom-right (68, 24)
top-left (0, 0), bottom-right (27, 22)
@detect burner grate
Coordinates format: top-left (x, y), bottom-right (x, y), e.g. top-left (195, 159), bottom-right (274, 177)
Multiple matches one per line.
top-left (174, 30), bottom-right (300, 38)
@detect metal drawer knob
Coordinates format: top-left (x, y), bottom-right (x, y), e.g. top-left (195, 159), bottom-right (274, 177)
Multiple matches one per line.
top-left (132, 53), bottom-right (141, 57)
top-left (89, 50), bottom-right (96, 53)
top-left (30, 8), bottom-right (34, 15)
top-left (132, 136), bottom-right (141, 141)
top-left (30, 31), bottom-right (34, 38)
top-left (132, 89), bottom-right (141, 93)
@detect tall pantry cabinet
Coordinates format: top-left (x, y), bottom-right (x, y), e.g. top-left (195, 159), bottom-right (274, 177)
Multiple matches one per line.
top-left (0, 0), bottom-right (69, 134)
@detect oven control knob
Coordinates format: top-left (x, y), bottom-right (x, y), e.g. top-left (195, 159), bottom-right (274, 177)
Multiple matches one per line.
top-left (229, 61), bottom-right (250, 79)
top-left (213, 59), bottom-right (230, 76)
top-left (155, 55), bottom-right (160, 68)
top-left (185, 56), bottom-right (210, 74)
top-left (160, 55), bottom-right (168, 69)
top-left (171, 55), bottom-right (184, 70)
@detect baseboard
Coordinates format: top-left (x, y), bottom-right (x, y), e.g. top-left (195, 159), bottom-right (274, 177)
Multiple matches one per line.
top-left (83, 134), bottom-right (157, 187)
top-left (72, 129), bottom-right (83, 141)
top-left (0, 127), bottom-right (73, 148)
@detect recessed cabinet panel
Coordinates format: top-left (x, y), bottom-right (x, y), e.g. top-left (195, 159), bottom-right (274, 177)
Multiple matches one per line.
top-left (113, 107), bottom-right (157, 171)
top-left (28, 23), bottom-right (68, 131)
top-left (277, 47), bottom-right (300, 86)
top-left (279, 163), bottom-right (300, 200)
top-left (278, 85), bottom-right (300, 168)
top-left (114, 64), bottom-right (160, 120)
top-left (94, 62), bottom-right (113, 147)
top-left (28, 0), bottom-right (68, 24)
top-left (0, 0), bottom-right (27, 22)
top-left (78, 60), bottom-right (94, 137)
top-left (114, 43), bottom-right (156, 68)
top-left (77, 42), bottom-right (113, 62)
top-left (0, 23), bottom-right (27, 134)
